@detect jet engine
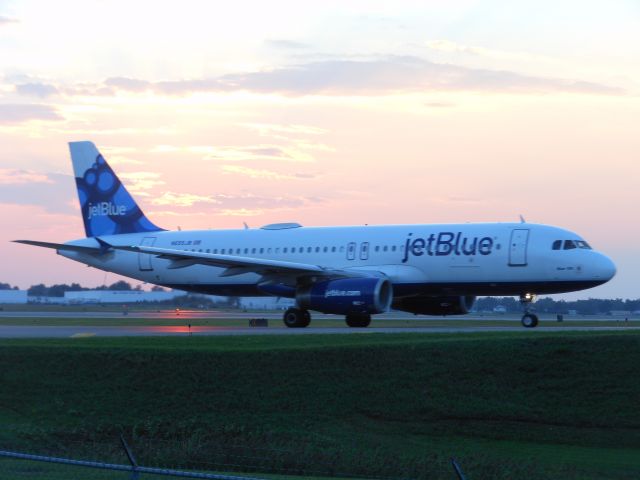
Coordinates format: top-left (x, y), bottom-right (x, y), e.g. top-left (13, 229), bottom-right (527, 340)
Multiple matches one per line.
top-left (393, 295), bottom-right (476, 315)
top-left (296, 277), bottom-right (392, 315)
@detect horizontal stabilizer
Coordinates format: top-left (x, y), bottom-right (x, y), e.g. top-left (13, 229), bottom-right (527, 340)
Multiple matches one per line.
top-left (13, 240), bottom-right (102, 253)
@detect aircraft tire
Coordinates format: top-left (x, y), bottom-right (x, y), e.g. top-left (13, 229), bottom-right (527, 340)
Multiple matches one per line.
top-left (521, 313), bottom-right (539, 328)
top-left (283, 308), bottom-right (310, 328)
top-left (345, 313), bottom-right (372, 328)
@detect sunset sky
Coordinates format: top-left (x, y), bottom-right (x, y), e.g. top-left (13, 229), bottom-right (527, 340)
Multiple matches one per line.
top-left (1, 0), bottom-right (638, 299)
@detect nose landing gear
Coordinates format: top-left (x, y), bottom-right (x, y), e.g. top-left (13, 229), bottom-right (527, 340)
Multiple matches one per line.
top-left (520, 293), bottom-right (538, 328)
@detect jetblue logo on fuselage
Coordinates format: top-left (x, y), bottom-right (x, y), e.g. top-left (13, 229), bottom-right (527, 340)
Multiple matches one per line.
top-left (402, 232), bottom-right (494, 263)
top-left (87, 202), bottom-right (126, 219)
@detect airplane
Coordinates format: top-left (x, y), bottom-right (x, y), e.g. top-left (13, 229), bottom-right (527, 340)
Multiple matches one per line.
top-left (15, 141), bottom-right (616, 328)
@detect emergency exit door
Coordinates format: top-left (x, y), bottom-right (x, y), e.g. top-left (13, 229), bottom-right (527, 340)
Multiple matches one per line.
top-left (508, 229), bottom-right (529, 266)
top-left (138, 237), bottom-right (156, 271)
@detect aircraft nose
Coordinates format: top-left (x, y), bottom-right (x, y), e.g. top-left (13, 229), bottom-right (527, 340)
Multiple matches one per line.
top-left (593, 253), bottom-right (616, 281)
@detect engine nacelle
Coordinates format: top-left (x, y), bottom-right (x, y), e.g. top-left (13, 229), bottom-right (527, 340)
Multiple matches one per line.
top-left (297, 277), bottom-right (393, 315)
top-left (393, 295), bottom-right (476, 315)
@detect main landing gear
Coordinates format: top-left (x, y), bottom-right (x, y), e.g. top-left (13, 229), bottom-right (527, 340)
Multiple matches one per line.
top-left (283, 307), bottom-right (311, 328)
top-left (282, 308), bottom-right (372, 328)
top-left (345, 313), bottom-right (372, 328)
top-left (520, 293), bottom-right (539, 328)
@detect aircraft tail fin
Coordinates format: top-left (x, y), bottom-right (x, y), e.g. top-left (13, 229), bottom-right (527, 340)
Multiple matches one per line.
top-left (69, 141), bottom-right (164, 237)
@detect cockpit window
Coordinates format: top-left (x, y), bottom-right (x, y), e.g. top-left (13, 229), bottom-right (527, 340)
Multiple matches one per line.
top-left (563, 240), bottom-right (577, 250)
top-left (552, 240), bottom-right (562, 250)
top-left (576, 240), bottom-right (592, 249)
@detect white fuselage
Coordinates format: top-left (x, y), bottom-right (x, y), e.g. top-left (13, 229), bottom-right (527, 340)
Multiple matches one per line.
top-left (60, 222), bottom-right (616, 299)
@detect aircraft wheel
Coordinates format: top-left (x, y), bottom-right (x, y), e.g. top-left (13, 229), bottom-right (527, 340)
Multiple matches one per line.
top-left (345, 313), bottom-right (371, 328)
top-left (521, 313), bottom-right (539, 328)
top-left (283, 308), bottom-right (310, 328)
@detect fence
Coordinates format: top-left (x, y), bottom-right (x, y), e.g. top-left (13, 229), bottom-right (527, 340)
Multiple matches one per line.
top-left (0, 436), bottom-right (468, 479)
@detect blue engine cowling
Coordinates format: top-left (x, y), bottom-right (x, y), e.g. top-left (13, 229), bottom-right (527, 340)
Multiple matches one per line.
top-left (392, 295), bottom-right (476, 315)
top-left (297, 277), bottom-right (393, 315)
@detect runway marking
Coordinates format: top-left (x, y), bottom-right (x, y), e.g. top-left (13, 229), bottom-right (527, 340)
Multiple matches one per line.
top-left (71, 333), bottom-right (96, 338)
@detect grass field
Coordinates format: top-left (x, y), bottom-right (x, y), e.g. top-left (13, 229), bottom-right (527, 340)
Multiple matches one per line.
top-left (1, 331), bottom-right (639, 479)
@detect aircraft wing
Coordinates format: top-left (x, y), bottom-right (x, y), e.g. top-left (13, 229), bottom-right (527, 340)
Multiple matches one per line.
top-left (109, 243), bottom-right (355, 278)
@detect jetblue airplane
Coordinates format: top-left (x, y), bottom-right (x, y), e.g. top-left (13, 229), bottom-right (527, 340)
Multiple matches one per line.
top-left (15, 142), bottom-right (616, 328)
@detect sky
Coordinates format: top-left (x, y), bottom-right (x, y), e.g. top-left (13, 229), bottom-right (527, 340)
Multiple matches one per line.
top-left (0, 0), bottom-right (638, 299)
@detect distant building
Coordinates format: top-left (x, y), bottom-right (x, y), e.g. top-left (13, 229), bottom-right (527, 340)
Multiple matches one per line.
top-left (238, 297), bottom-right (295, 310)
top-left (28, 296), bottom-right (68, 304)
top-left (493, 305), bottom-right (507, 314)
top-left (609, 310), bottom-right (632, 317)
top-left (0, 290), bottom-right (28, 304)
top-left (64, 290), bottom-right (184, 304)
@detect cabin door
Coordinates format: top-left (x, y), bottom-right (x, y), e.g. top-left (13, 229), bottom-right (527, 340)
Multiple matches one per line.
top-left (508, 229), bottom-right (529, 266)
top-left (138, 237), bottom-right (156, 271)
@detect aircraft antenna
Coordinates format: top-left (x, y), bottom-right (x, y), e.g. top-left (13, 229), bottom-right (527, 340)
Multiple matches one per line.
top-left (519, 215), bottom-right (526, 223)
top-left (243, 222), bottom-right (250, 230)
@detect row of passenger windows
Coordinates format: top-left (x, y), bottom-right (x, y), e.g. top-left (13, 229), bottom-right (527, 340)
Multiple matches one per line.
top-left (183, 244), bottom-right (404, 255)
top-left (552, 239), bottom-right (592, 251)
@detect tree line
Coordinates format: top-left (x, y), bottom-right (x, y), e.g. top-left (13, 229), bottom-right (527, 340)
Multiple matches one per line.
top-left (474, 297), bottom-right (640, 315)
top-left (1, 281), bottom-right (638, 314)
top-left (0, 281), bottom-right (165, 297)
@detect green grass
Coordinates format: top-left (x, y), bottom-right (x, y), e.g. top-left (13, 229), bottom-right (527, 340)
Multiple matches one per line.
top-left (1, 332), bottom-right (639, 479)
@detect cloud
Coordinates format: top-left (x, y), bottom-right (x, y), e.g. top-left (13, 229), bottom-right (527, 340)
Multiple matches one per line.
top-left (243, 123), bottom-right (327, 136)
top-left (95, 56), bottom-right (622, 97)
top-left (150, 191), bottom-right (312, 214)
top-left (264, 39), bottom-right (310, 50)
top-left (0, 104), bottom-right (63, 124)
top-left (0, 16), bottom-right (18, 26)
top-left (152, 192), bottom-right (219, 207)
top-left (15, 83), bottom-right (59, 98)
top-left (425, 101), bottom-right (456, 108)
top-left (104, 77), bottom-right (151, 92)
top-left (190, 144), bottom-right (315, 163)
top-left (426, 39), bottom-right (550, 64)
top-left (0, 173), bottom-right (76, 214)
top-left (118, 171), bottom-right (165, 193)
top-left (221, 165), bottom-right (315, 180)
top-left (0, 169), bottom-right (54, 185)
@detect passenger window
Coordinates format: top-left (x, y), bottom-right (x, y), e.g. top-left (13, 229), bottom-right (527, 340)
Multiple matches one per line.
top-left (259, 248), bottom-right (264, 254)
top-left (383, 245), bottom-right (388, 252)
top-left (563, 240), bottom-right (577, 250)
top-left (339, 246), bottom-right (345, 253)
top-left (283, 247), bottom-right (288, 253)
top-left (221, 248), bottom-right (225, 254)
top-left (251, 248), bottom-right (256, 254)
top-left (244, 248), bottom-right (248, 254)
top-left (323, 246), bottom-right (328, 253)
top-left (391, 245), bottom-right (397, 252)
top-left (275, 248), bottom-right (280, 254)
top-left (552, 240), bottom-right (561, 250)
top-left (291, 247), bottom-right (296, 253)
top-left (267, 248), bottom-right (272, 253)
top-left (331, 246), bottom-right (336, 252)
top-left (307, 247), bottom-right (312, 253)
top-left (315, 247), bottom-right (320, 253)
top-left (213, 249), bottom-right (218, 254)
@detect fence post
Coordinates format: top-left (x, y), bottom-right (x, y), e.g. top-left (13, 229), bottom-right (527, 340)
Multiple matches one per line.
top-left (120, 434), bottom-right (139, 479)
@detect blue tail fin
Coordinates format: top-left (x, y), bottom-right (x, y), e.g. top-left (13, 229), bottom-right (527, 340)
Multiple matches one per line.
top-left (69, 141), bottom-right (164, 237)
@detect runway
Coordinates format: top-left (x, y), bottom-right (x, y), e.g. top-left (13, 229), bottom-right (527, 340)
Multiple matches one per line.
top-left (0, 324), bottom-right (639, 338)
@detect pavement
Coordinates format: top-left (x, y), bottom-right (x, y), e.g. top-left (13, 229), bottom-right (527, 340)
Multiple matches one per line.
top-left (0, 324), bottom-right (638, 338)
